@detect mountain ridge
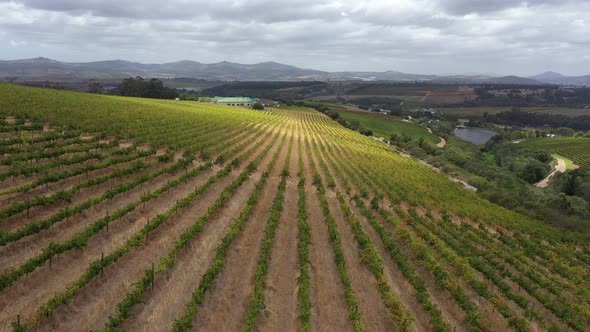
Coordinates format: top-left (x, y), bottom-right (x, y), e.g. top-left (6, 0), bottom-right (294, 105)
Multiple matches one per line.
top-left (0, 57), bottom-right (575, 85)
top-left (528, 71), bottom-right (590, 86)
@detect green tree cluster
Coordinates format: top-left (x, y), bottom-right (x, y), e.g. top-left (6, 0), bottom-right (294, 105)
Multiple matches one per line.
top-left (111, 77), bottom-right (178, 99)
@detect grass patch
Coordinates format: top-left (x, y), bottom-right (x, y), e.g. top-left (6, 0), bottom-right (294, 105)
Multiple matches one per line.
top-left (551, 154), bottom-right (578, 170)
top-left (335, 110), bottom-right (439, 143)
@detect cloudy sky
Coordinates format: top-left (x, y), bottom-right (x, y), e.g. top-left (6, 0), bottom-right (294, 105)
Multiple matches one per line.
top-left (0, 0), bottom-right (589, 75)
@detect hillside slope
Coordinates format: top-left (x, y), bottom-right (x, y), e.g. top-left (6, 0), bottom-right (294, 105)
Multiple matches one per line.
top-left (0, 84), bottom-right (588, 331)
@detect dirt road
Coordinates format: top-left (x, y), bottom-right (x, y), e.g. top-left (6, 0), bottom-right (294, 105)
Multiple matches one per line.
top-left (427, 128), bottom-right (446, 148)
top-left (536, 157), bottom-right (566, 188)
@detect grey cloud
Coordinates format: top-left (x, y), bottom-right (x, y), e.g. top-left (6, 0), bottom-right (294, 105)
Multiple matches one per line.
top-left (436, 0), bottom-right (590, 15)
top-left (436, 0), bottom-right (526, 15)
top-left (0, 0), bottom-right (589, 75)
top-left (2, 0), bottom-right (343, 22)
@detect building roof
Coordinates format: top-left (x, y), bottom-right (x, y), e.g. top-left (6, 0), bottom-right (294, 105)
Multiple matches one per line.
top-left (213, 97), bottom-right (255, 103)
top-left (258, 98), bottom-right (278, 105)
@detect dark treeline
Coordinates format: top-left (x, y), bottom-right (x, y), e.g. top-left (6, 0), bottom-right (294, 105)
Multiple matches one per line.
top-left (110, 77), bottom-right (178, 99)
top-left (202, 81), bottom-right (329, 100)
top-left (460, 87), bottom-right (590, 108)
top-left (348, 96), bottom-right (403, 111)
top-left (488, 109), bottom-right (590, 131)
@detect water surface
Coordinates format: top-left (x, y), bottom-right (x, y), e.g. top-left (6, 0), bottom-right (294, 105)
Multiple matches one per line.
top-left (453, 127), bottom-right (496, 145)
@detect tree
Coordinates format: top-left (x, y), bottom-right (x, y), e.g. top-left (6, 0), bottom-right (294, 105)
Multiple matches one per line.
top-left (389, 133), bottom-right (401, 144)
top-left (562, 171), bottom-right (580, 196)
top-left (519, 161), bottom-right (550, 183)
top-left (179, 93), bottom-right (199, 101)
top-left (554, 127), bottom-right (575, 137)
top-left (359, 128), bottom-right (373, 136)
top-left (252, 102), bottom-right (264, 110)
top-left (88, 79), bottom-right (103, 94)
top-left (534, 151), bottom-right (552, 163)
top-left (349, 120), bottom-right (361, 131)
top-left (111, 77), bottom-right (178, 99)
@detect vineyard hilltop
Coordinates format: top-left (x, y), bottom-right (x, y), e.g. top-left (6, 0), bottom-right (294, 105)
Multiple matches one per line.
top-left (0, 83), bottom-right (589, 332)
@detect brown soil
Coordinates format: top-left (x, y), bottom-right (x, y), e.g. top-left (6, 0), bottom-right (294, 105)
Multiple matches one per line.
top-left (0, 131), bottom-right (275, 331)
top-left (406, 207), bottom-right (569, 330)
top-left (31, 126), bottom-right (278, 331)
top-left (255, 137), bottom-right (299, 331)
top-left (502, 266), bottom-right (570, 330)
top-left (312, 133), bottom-right (431, 331)
top-left (323, 190), bottom-right (394, 331)
top-left (301, 139), bottom-right (353, 332)
top-left (0, 154), bottom-right (158, 233)
top-left (32, 173), bottom-right (237, 331)
top-left (376, 212), bottom-right (469, 331)
top-left (0, 160), bottom-right (172, 273)
top-left (0, 137), bottom-right (89, 163)
top-left (323, 137), bottom-right (470, 331)
top-left (189, 131), bottom-right (287, 332)
top-left (99, 136), bottom-right (115, 145)
top-left (120, 130), bottom-right (281, 331)
top-left (121, 171), bottom-right (262, 332)
top-left (155, 148), bottom-right (168, 156)
top-left (209, 124), bottom-right (268, 161)
top-left (118, 140), bottom-right (134, 149)
top-left (304, 133), bottom-right (394, 331)
top-left (0, 163), bottom-right (217, 331)
top-left (347, 199), bottom-right (431, 331)
top-left (397, 205), bottom-right (512, 331)
top-left (1, 148), bottom-right (133, 222)
top-left (137, 144), bottom-right (152, 152)
top-left (0, 154), bottom-right (157, 210)
top-left (1, 150), bottom-right (110, 194)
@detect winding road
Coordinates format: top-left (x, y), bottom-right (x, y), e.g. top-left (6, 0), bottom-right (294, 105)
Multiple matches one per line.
top-left (427, 128), bottom-right (447, 148)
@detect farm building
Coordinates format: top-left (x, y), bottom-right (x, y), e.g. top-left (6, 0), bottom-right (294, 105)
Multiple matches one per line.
top-left (257, 99), bottom-right (279, 107)
top-left (213, 97), bottom-right (255, 107)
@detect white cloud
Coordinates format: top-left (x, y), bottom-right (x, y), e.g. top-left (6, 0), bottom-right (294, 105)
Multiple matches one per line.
top-left (9, 39), bottom-right (27, 47)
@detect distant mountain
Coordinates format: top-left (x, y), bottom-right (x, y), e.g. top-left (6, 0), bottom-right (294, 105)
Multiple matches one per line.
top-left (0, 57), bottom-right (551, 85)
top-left (483, 75), bottom-right (546, 85)
top-left (528, 71), bottom-right (590, 86)
top-left (529, 71), bottom-right (565, 80)
top-left (0, 57), bottom-right (330, 81)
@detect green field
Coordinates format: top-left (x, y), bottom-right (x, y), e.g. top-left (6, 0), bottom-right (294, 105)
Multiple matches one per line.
top-left (336, 110), bottom-right (440, 143)
top-left (441, 106), bottom-right (590, 118)
top-left (523, 138), bottom-right (590, 168)
top-left (551, 154), bottom-right (578, 170)
top-left (0, 83), bottom-right (589, 332)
